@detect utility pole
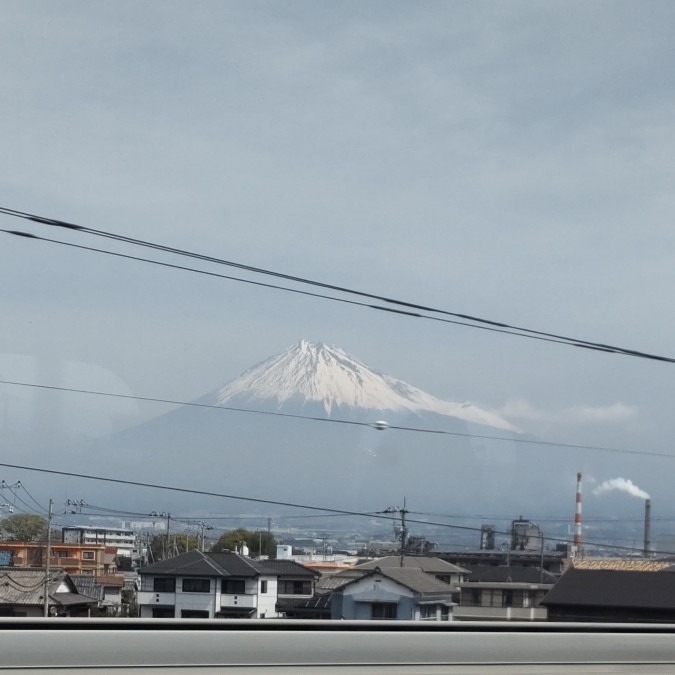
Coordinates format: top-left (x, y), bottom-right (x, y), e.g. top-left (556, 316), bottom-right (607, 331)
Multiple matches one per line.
top-left (381, 498), bottom-right (409, 567)
top-left (43, 498), bottom-right (53, 618)
top-left (165, 512), bottom-right (171, 559)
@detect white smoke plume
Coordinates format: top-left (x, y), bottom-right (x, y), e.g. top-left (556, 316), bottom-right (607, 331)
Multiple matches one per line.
top-left (593, 477), bottom-right (650, 500)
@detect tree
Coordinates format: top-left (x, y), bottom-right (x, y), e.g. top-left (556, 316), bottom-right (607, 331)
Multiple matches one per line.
top-left (211, 528), bottom-right (277, 557)
top-left (148, 534), bottom-right (200, 562)
top-left (0, 514), bottom-right (47, 541)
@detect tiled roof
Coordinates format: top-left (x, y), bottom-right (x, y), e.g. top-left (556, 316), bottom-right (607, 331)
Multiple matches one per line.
top-left (0, 569), bottom-right (96, 607)
top-left (71, 575), bottom-right (104, 601)
top-left (338, 567), bottom-right (455, 596)
top-left (571, 559), bottom-right (673, 572)
top-left (316, 571), bottom-right (363, 594)
top-left (259, 559), bottom-right (319, 578)
top-left (542, 568), bottom-right (675, 610)
top-left (139, 550), bottom-right (273, 578)
top-left (375, 567), bottom-right (458, 595)
top-left (139, 550), bottom-right (224, 577)
top-left (355, 556), bottom-right (469, 575)
top-left (207, 552), bottom-right (274, 577)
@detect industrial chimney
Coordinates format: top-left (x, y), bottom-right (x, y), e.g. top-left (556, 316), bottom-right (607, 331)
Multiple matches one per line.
top-left (644, 498), bottom-right (651, 557)
top-left (574, 472), bottom-right (583, 555)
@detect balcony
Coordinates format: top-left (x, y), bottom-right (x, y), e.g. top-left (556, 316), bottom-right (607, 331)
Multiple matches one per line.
top-left (220, 593), bottom-right (256, 609)
top-left (138, 591), bottom-right (177, 606)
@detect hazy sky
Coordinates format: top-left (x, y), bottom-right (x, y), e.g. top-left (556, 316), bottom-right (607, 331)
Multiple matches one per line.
top-left (2, 1), bottom-right (675, 516)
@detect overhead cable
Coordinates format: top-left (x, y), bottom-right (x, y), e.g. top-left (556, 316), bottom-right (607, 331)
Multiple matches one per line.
top-left (1, 206), bottom-right (674, 363)
top-left (1, 377), bottom-right (673, 461)
top-left (0, 459), bottom-right (669, 556)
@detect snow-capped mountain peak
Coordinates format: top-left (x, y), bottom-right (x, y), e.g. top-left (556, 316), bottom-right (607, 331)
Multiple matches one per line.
top-left (205, 340), bottom-right (518, 432)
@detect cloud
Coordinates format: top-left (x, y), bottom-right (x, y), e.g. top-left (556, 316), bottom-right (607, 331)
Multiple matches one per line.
top-left (497, 399), bottom-right (638, 426)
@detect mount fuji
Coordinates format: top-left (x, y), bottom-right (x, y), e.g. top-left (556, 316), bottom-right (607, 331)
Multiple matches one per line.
top-left (201, 340), bottom-right (517, 432)
top-left (60, 340), bottom-right (578, 515)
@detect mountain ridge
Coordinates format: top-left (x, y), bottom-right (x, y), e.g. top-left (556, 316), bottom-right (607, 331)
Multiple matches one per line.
top-left (201, 340), bottom-right (518, 432)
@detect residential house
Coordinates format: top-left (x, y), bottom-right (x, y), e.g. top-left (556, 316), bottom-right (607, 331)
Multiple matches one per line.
top-left (0, 568), bottom-right (98, 617)
top-left (354, 555), bottom-right (469, 588)
top-left (541, 564), bottom-right (675, 622)
top-left (331, 566), bottom-right (455, 621)
top-left (71, 573), bottom-right (127, 616)
top-left (258, 558), bottom-right (320, 617)
top-left (137, 549), bottom-right (278, 619)
top-left (0, 541), bottom-right (107, 577)
top-left (455, 582), bottom-right (552, 621)
top-left (452, 564), bottom-right (554, 621)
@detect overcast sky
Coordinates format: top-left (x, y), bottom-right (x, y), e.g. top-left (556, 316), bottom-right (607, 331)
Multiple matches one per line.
top-left (2, 1), bottom-right (675, 515)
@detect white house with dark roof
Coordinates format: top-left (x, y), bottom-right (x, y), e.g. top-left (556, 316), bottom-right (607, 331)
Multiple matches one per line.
top-left (137, 550), bottom-right (278, 619)
top-left (330, 567), bottom-right (455, 621)
top-left (354, 555), bottom-right (469, 588)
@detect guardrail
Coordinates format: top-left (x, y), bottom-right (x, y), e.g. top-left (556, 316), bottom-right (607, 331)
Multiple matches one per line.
top-left (1, 619), bottom-right (675, 672)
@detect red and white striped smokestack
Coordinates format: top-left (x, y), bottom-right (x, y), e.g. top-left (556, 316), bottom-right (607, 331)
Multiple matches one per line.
top-left (574, 472), bottom-right (583, 550)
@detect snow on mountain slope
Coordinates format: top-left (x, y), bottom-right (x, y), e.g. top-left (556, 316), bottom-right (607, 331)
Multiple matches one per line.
top-left (204, 340), bottom-right (518, 432)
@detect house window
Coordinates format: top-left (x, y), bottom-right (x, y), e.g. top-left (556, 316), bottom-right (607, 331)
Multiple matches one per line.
top-left (470, 589), bottom-right (481, 606)
top-left (153, 577), bottom-right (176, 593)
top-left (371, 602), bottom-right (397, 619)
top-left (182, 578), bottom-right (210, 593)
top-left (260, 580), bottom-right (268, 594)
top-left (82, 551), bottom-right (95, 560)
top-left (222, 579), bottom-right (246, 594)
top-left (280, 580), bottom-right (311, 595)
top-left (57, 551), bottom-right (69, 558)
top-left (152, 607), bottom-right (174, 618)
top-left (502, 590), bottom-right (514, 607)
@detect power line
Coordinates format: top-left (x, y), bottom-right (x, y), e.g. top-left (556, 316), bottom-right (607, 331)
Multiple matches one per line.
top-left (0, 228), bottom-right (598, 353)
top-left (1, 377), bottom-right (673, 461)
top-left (0, 459), bottom-right (669, 556)
top-left (2, 205), bottom-right (674, 364)
top-left (0, 481), bottom-right (46, 515)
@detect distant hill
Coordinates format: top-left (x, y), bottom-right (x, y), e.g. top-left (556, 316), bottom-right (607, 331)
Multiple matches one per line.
top-left (41, 340), bottom-right (634, 519)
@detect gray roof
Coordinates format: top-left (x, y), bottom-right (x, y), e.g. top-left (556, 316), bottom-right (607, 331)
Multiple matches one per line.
top-left (139, 550), bottom-right (276, 579)
top-left (207, 552), bottom-right (275, 577)
top-left (464, 565), bottom-right (557, 584)
top-left (542, 568), bottom-right (675, 610)
top-left (315, 571), bottom-right (364, 594)
top-left (260, 559), bottom-right (319, 578)
top-left (139, 550), bottom-right (224, 577)
top-left (0, 569), bottom-right (96, 607)
top-left (340, 567), bottom-right (456, 596)
top-left (355, 556), bottom-right (469, 575)
top-left (71, 575), bottom-right (104, 602)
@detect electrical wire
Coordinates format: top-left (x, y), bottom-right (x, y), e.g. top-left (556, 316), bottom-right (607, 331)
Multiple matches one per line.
top-left (1, 206), bottom-right (674, 363)
top-left (0, 459), bottom-right (669, 556)
top-left (16, 482), bottom-right (47, 513)
top-left (0, 228), bottom-right (599, 353)
top-left (1, 377), bottom-right (672, 462)
top-left (0, 481), bottom-right (44, 515)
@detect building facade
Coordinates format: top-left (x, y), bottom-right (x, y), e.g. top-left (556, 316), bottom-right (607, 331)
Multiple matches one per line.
top-left (62, 526), bottom-right (138, 557)
top-left (137, 550), bottom-right (278, 619)
top-left (0, 542), bottom-right (108, 577)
